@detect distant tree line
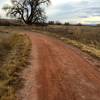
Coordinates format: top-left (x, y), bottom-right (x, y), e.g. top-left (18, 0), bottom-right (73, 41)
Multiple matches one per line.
top-left (48, 21), bottom-right (70, 25)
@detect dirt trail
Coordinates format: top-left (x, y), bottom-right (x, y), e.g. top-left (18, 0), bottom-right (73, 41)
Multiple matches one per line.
top-left (18, 32), bottom-right (100, 100)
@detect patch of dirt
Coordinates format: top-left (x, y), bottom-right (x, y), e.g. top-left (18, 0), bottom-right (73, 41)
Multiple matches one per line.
top-left (18, 32), bottom-right (100, 100)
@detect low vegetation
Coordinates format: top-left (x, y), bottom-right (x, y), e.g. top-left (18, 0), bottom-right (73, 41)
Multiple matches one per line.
top-left (0, 33), bottom-right (31, 100)
top-left (64, 39), bottom-right (100, 60)
top-left (31, 25), bottom-right (100, 60)
top-left (0, 25), bottom-right (99, 60)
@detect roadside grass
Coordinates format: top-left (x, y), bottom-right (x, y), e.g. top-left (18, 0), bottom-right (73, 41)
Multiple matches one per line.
top-left (63, 39), bottom-right (100, 60)
top-left (0, 25), bottom-right (99, 60)
top-left (31, 25), bottom-right (100, 60)
top-left (32, 25), bottom-right (100, 48)
top-left (0, 33), bottom-right (31, 100)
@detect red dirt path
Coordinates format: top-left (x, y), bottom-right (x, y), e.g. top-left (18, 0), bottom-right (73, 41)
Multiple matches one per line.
top-left (18, 32), bottom-right (100, 100)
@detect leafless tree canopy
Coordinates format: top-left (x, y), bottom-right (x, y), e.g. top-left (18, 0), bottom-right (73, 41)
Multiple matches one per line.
top-left (3, 0), bottom-right (50, 25)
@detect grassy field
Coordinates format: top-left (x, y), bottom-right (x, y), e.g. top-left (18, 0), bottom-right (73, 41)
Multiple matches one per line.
top-left (0, 25), bottom-right (99, 60)
top-left (31, 25), bottom-right (100, 60)
top-left (0, 32), bottom-right (31, 100)
top-left (0, 25), bottom-right (99, 99)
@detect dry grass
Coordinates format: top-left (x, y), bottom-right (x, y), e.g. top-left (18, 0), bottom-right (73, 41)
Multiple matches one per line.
top-left (0, 25), bottom-right (99, 60)
top-left (64, 39), bottom-right (100, 60)
top-left (32, 25), bottom-right (100, 48)
top-left (30, 25), bottom-right (100, 60)
top-left (0, 33), bottom-right (31, 100)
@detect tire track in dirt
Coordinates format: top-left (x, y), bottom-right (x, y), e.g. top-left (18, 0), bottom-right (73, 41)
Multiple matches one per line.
top-left (18, 32), bottom-right (100, 100)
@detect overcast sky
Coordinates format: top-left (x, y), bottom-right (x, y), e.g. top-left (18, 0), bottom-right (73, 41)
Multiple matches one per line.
top-left (0, 0), bottom-right (100, 24)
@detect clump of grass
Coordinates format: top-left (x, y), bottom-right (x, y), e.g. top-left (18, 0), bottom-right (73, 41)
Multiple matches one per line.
top-left (63, 39), bottom-right (100, 60)
top-left (0, 34), bottom-right (31, 100)
top-left (31, 25), bottom-right (100, 49)
top-left (31, 25), bottom-right (100, 60)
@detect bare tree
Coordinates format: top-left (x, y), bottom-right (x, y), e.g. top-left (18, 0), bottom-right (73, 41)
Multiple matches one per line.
top-left (3, 0), bottom-right (50, 25)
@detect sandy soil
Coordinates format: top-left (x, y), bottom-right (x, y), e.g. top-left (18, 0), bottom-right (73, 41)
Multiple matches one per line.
top-left (17, 32), bottom-right (100, 100)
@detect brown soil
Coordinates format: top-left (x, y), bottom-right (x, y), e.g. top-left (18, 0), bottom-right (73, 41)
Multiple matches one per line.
top-left (17, 32), bottom-right (100, 100)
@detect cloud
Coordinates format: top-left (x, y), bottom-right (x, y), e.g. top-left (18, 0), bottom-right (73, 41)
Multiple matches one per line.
top-left (47, 0), bottom-right (100, 24)
top-left (0, 0), bottom-right (11, 18)
top-left (81, 16), bottom-right (100, 24)
top-left (0, 0), bottom-right (100, 24)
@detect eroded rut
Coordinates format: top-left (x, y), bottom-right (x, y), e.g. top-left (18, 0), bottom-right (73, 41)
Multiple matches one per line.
top-left (18, 32), bottom-right (100, 100)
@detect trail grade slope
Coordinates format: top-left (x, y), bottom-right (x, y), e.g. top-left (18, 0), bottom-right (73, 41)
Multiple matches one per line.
top-left (18, 32), bottom-right (100, 100)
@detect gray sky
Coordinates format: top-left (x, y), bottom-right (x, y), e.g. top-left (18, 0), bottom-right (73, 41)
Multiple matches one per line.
top-left (0, 0), bottom-right (100, 24)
